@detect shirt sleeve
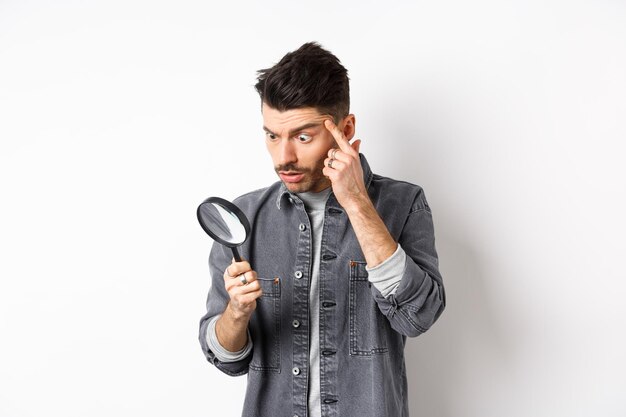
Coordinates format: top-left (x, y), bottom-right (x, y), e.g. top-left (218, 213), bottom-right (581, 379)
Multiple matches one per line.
top-left (206, 314), bottom-right (253, 363)
top-left (368, 187), bottom-right (445, 338)
top-left (366, 243), bottom-right (407, 297)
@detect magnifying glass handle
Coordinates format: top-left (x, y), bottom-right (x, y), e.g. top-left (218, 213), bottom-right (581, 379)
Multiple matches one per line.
top-left (231, 247), bottom-right (242, 263)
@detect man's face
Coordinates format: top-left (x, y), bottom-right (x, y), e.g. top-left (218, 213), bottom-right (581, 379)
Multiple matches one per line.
top-left (263, 103), bottom-right (350, 194)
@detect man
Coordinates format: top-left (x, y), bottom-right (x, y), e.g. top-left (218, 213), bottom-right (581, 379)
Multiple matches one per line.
top-left (199, 42), bottom-right (445, 417)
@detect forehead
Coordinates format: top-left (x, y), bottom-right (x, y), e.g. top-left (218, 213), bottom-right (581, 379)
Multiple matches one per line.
top-left (262, 103), bottom-right (330, 131)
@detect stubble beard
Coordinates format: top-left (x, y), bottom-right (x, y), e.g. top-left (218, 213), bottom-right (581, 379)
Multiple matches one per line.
top-left (275, 157), bottom-right (330, 194)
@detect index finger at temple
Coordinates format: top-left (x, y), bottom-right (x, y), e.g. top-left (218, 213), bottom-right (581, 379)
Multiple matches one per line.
top-left (324, 119), bottom-right (352, 153)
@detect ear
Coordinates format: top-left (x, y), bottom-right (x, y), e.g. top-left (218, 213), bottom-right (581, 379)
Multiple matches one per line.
top-left (341, 114), bottom-right (356, 141)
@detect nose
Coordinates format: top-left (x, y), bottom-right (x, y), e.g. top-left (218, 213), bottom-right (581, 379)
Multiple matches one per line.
top-left (277, 139), bottom-right (297, 166)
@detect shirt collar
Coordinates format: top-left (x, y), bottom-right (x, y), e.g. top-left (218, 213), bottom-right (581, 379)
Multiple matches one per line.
top-left (275, 153), bottom-right (374, 210)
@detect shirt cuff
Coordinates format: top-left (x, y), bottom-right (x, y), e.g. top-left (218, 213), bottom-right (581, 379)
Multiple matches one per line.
top-left (206, 314), bottom-right (253, 363)
top-left (366, 244), bottom-right (407, 297)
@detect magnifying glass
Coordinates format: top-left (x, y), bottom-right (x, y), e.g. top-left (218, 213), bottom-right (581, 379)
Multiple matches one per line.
top-left (197, 197), bottom-right (251, 262)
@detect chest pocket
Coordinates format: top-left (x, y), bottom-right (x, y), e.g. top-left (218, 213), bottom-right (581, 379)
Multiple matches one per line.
top-left (249, 277), bottom-right (281, 372)
top-left (349, 261), bottom-right (390, 356)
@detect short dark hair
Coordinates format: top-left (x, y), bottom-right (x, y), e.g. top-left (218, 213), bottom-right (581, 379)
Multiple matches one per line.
top-left (255, 42), bottom-right (350, 122)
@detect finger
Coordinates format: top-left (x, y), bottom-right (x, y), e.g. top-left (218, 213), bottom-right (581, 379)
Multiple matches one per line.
top-left (244, 270), bottom-right (257, 283)
top-left (327, 146), bottom-right (344, 159)
top-left (227, 269), bottom-right (258, 289)
top-left (237, 270), bottom-right (258, 286)
top-left (225, 276), bottom-right (242, 292)
top-left (227, 277), bottom-right (260, 295)
top-left (231, 280), bottom-right (262, 297)
top-left (324, 157), bottom-right (346, 171)
top-left (327, 148), bottom-right (351, 164)
top-left (225, 261), bottom-right (252, 278)
top-left (322, 165), bottom-right (340, 180)
top-left (235, 288), bottom-right (263, 305)
top-left (324, 119), bottom-right (353, 155)
top-left (238, 279), bottom-right (261, 293)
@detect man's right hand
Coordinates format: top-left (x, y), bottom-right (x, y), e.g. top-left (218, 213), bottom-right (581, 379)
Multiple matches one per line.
top-left (215, 260), bottom-right (262, 352)
top-left (223, 260), bottom-right (263, 320)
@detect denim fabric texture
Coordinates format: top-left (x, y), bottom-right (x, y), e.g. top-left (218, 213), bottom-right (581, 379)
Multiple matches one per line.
top-left (199, 154), bottom-right (446, 417)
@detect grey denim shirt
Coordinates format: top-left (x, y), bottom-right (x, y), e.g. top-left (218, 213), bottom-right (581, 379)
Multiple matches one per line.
top-left (199, 154), bottom-right (446, 417)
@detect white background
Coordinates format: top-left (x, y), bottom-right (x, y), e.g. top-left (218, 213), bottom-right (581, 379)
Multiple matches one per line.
top-left (1, 1), bottom-right (625, 416)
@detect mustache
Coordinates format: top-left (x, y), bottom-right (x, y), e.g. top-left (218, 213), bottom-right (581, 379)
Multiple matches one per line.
top-left (275, 164), bottom-right (312, 173)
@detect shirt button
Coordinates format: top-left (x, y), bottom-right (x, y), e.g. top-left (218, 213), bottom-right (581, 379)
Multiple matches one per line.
top-left (294, 271), bottom-right (303, 279)
top-left (292, 367), bottom-right (300, 375)
top-left (299, 223), bottom-right (306, 231)
top-left (292, 320), bottom-right (300, 328)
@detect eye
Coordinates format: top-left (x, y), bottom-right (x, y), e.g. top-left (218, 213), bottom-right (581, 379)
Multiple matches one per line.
top-left (296, 133), bottom-right (312, 143)
top-left (265, 132), bottom-right (277, 142)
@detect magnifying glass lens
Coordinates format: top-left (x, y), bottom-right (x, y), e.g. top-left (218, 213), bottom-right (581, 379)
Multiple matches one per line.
top-left (197, 197), bottom-right (251, 263)
top-left (198, 202), bottom-right (247, 245)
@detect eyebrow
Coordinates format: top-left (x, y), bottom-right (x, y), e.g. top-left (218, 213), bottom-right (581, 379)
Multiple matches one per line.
top-left (263, 122), bottom-right (323, 137)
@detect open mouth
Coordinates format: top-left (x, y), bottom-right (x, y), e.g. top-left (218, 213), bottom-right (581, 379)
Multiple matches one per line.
top-left (279, 172), bottom-right (305, 183)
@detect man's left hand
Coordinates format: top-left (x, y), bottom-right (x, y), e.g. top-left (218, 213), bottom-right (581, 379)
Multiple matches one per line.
top-left (322, 119), bottom-right (368, 212)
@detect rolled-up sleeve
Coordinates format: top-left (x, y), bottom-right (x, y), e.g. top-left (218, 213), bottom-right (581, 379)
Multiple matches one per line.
top-left (198, 241), bottom-right (252, 376)
top-left (206, 314), bottom-right (253, 362)
top-left (366, 244), bottom-right (407, 297)
top-left (371, 191), bottom-right (446, 338)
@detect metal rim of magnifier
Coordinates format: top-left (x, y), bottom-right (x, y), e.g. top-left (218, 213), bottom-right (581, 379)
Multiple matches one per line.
top-left (196, 196), bottom-right (251, 247)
